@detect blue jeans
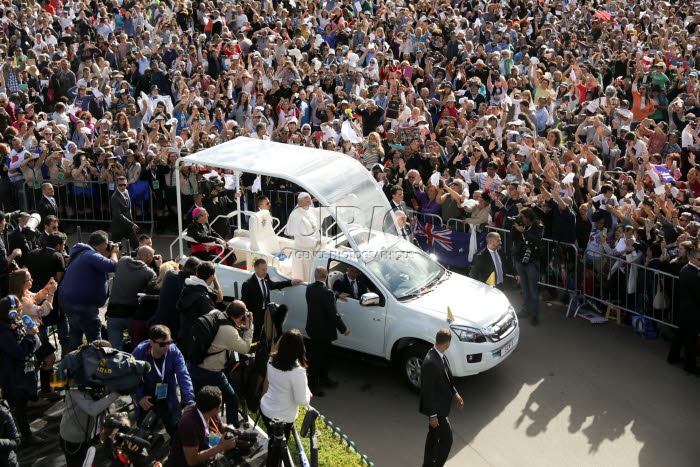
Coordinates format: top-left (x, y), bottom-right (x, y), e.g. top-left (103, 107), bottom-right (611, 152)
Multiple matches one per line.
top-left (106, 316), bottom-right (132, 351)
top-left (188, 364), bottom-right (240, 427)
top-left (64, 303), bottom-right (102, 351)
top-left (516, 261), bottom-right (540, 318)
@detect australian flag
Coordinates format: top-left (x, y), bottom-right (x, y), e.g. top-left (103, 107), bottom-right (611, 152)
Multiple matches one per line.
top-left (413, 220), bottom-right (488, 268)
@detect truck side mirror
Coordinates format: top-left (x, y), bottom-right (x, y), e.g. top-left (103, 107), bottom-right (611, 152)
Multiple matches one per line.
top-left (360, 292), bottom-right (380, 306)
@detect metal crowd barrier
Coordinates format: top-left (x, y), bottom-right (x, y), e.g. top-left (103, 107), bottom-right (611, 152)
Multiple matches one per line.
top-left (405, 209), bottom-right (444, 227)
top-left (15, 178), bottom-right (155, 236)
top-left (578, 249), bottom-right (679, 328)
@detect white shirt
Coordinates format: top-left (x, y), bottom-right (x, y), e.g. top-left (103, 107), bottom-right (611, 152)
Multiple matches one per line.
top-left (259, 363), bottom-right (311, 423)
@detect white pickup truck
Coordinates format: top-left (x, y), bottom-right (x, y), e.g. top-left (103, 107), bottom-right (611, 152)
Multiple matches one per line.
top-left (173, 138), bottom-right (519, 389)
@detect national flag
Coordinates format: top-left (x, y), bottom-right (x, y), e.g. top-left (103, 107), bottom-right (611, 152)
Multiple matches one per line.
top-left (651, 164), bottom-right (675, 184)
top-left (413, 220), bottom-right (488, 268)
top-left (447, 306), bottom-right (455, 323)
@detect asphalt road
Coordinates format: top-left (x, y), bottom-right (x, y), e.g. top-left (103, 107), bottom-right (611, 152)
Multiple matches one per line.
top-left (307, 295), bottom-right (700, 467)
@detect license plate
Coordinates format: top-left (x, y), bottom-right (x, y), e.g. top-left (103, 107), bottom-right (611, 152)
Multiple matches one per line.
top-left (500, 338), bottom-right (516, 357)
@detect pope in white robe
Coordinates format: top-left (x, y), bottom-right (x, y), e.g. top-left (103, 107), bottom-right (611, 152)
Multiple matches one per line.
top-left (285, 192), bottom-right (322, 281)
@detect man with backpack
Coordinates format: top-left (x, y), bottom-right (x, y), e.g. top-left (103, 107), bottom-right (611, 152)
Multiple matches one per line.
top-left (187, 301), bottom-right (253, 428)
top-left (176, 261), bottom-right (223, 353)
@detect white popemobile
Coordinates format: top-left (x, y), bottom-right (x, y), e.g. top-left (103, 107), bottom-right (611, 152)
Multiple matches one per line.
top-left (173, 138), bottom-right (519, 390)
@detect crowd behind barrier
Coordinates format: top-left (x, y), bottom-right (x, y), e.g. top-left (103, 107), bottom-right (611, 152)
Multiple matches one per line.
top-left (3, 0), bottom-right (700, 463)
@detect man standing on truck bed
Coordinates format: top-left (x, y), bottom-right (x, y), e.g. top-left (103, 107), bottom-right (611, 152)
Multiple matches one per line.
top-left (305, 266), bottom-right (350, 397)
top-left (285, 192), bottom-right (322, 282)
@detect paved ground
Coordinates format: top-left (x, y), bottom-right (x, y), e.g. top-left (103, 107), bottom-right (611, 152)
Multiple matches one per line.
top-left (310, 294), bottom-right (700, 467)
top-left (19, 234), bottom-right (700, 466)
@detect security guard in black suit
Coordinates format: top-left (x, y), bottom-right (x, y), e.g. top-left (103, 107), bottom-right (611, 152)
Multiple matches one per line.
top-left (305, 266), bottom-right (349, 397)
top-left (667, 244), bottom-right (700, 375)
top-left (469, 232), bottom-right (511, 289)
top-left (419, 329), bottom-right (464, 467)
top-left (110, 175), bottom-right (139, 251)
top-left (240, 257), bottom-right (301, 341)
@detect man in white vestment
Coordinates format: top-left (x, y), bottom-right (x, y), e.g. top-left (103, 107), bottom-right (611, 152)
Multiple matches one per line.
top-left (285, 192), bottom-right (322, 281)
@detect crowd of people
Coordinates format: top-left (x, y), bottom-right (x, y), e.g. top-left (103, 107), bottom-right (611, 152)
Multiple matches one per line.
top-left (1, 0), bottom-right (700, 464)
top-left (0, 219), bottom-right (329, 466)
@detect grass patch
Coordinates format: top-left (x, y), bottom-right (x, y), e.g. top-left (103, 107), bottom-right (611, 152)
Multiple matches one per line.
top-left (252, 407), bottom-right (369, 467)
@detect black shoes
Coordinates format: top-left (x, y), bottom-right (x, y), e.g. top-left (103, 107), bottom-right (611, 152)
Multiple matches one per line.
top-left (667, 356), bottom-right (683, 365)
top-left (530, 315), bottom-right (539, 326)
top-left (684, 367), bottom-right (700, 376)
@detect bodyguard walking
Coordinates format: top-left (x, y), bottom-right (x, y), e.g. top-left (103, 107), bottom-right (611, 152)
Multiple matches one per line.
top-left (667, 243), bottom-right (700, 375)
top-left (511, 207), bottom-right (544, 326)
top-left (305, 266), bottom-right (349, 397)
top-left (419, 328), bottom-right (463, 467)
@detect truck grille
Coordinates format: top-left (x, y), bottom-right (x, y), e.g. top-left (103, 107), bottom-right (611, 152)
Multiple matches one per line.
top-left (485, 312), bottom-right (517, 342)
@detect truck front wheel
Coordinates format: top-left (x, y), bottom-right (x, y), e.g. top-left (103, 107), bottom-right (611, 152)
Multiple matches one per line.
top-left (401, 343), bottom-right (431, 392)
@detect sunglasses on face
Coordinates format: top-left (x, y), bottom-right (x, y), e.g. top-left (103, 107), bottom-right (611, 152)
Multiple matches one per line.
top-left (155, 340), bottom-right (173, 347)
top-left (118, 183), bottom-right (127, 187)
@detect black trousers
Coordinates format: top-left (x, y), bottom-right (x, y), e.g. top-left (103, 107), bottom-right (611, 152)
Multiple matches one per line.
top-left (307, 339), bottom-right (332, 387)
top-left (668, 322), bottom-right (699, 370)
top-left (252, 308), bottom-right (265, 342)
top-left (62, 439), bottom-right (90, 467)
top-left (422, 416), bottom-right (452, 467)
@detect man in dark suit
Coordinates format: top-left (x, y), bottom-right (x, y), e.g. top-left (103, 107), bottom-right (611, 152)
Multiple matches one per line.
top-left (241, 258), bottom-right (301, 341)
top-left (470, 232), bottom-right (510, 289)
top-left (8, 212), bottom-right (37, 267)
top-left (36, 182), bottom-right (58, 222)
top-left (305, 266), bottom-right (350, 397)
top-left (389, 185), bottom-right (408, 212)
top-left (419, 329), bottom-right (464, 467)
top-left (110, 175), bottom-right (139, 251)
top-left (37, 214), bottom-right (59, 248)
top-left (667, 244), bottom-right (700, 375)
top-left (331, 265), bottom-right (368, 300)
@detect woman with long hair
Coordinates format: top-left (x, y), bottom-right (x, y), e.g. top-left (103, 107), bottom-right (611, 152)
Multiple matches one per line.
top-left (8, 269), bottom-right (59, 401)
top-left (259, 329), bottom-right (311, 442)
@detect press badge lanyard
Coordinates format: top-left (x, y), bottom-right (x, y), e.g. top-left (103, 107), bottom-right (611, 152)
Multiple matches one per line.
top-left (152, 353), bottom-right (166, 382)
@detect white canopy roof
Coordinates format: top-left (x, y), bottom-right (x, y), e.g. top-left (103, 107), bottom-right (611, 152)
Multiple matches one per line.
top-left (178, 138), bottom-right (399, 255)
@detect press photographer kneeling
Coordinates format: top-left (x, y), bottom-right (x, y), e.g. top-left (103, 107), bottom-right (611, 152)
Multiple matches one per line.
top-left (93, 412), bottom-right (153, 467)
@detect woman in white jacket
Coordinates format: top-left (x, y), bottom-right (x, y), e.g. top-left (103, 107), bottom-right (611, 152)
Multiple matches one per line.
top-left (260, 329), bottom-right (312, 442)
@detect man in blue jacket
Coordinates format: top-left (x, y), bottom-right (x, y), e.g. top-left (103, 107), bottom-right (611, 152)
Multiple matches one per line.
top-left (59, 230), bottom-right (119, 351)
top-left (132, 325), bottom-right (194, 436)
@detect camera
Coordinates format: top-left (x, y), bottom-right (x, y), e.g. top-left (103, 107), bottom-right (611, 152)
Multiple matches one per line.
top-left (106, 241), bottom-right (118, 252)
top-left (506, 216), bottom-right (523, 226)
top-left (521, 245), bottom-right (533, 264)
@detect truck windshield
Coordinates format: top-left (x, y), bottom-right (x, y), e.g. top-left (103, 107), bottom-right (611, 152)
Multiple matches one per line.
top-left (365, 246), bottom-right (445, 300)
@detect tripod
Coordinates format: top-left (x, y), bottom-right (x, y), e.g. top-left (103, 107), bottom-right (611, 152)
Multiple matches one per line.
top-left (265, 419), bottom-right (293, 467)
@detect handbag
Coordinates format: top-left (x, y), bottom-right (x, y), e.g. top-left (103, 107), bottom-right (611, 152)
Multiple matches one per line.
top-left (652, 274), bottom-right (667, 310)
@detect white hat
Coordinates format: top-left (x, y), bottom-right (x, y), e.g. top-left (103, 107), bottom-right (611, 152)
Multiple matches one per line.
top-left (297, 192), bottom-right (311, 202)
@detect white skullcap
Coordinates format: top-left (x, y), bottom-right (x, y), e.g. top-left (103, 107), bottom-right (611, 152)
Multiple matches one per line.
top-left (297, 192), bottom-right (311, 202)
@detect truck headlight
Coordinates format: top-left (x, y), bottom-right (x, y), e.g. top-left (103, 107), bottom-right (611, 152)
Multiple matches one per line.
top-left (450, 325), bottom-right (485, 343)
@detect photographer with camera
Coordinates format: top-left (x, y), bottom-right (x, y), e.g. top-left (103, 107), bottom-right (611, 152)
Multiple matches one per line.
top-left (59, 340), bottom-right (124, 467)
top-left (93, 412), bottom-right (153, 467)
top-left (132, 325), bottom-right (194, 438)
top-left (0, 211), bottom-right (24, 295)
top-left (169, 385), bottom-right (238, 467)
top-left (511, 207), bottom-right (544, 326)
top-left (106, 246), bottom-right (158, 350)
top-left (189, 301), bottom-right (253, 429)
